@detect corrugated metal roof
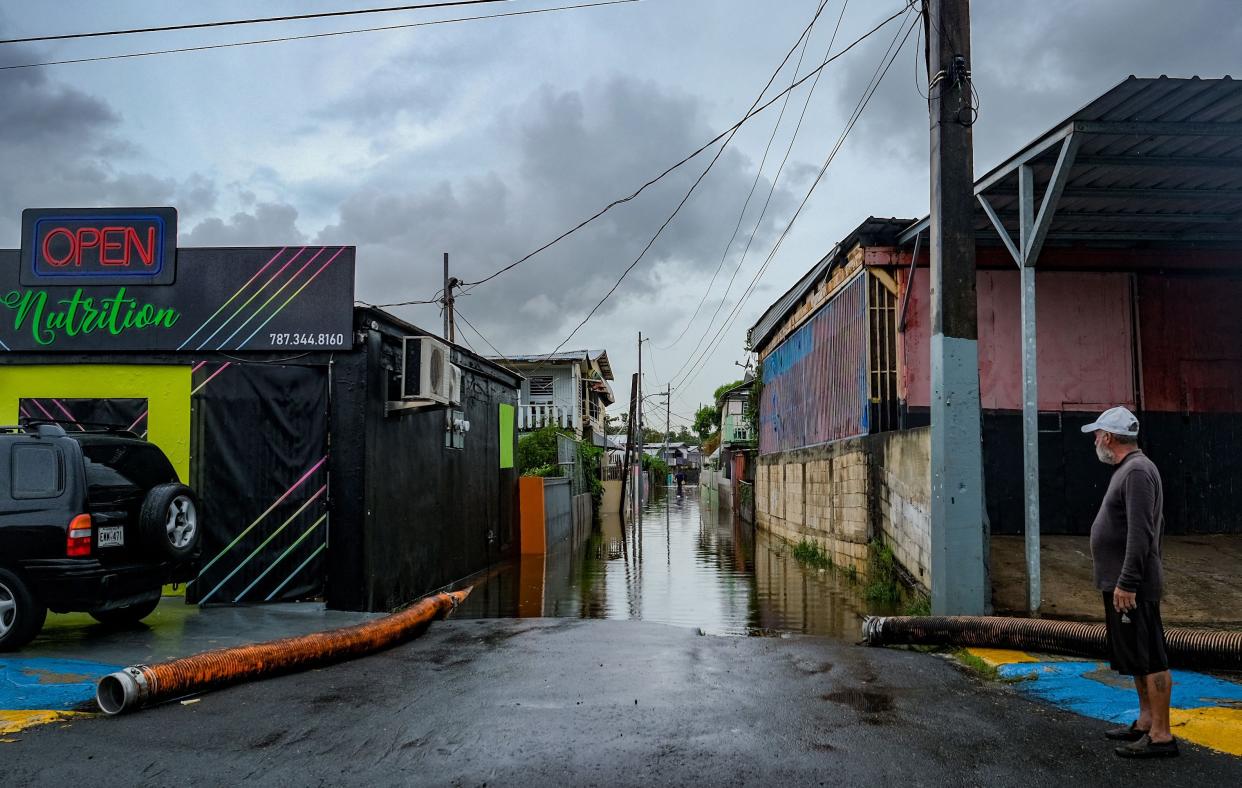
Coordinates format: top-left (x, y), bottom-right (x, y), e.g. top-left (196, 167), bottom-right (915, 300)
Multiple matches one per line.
top-left (902, 76), bottom-right (1242, 247)
top-left (487, 348), bottom-right (613, 380)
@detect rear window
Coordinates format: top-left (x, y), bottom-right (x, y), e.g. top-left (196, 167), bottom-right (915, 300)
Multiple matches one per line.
top-left (81, 443), bottom-right (177, 494)
top-left (11, 443), bottom-right (64, 499)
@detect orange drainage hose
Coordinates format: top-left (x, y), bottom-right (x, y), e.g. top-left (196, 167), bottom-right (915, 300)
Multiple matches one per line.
top-left (96, 588), bottom-right (471, 715)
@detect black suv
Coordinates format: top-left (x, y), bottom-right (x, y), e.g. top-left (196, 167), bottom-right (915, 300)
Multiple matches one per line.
top-left (0, 423), bottom-right (201, 650)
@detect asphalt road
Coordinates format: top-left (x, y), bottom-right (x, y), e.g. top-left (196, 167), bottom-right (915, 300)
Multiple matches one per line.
top-left (3, 618), bottom-right (1239, 787)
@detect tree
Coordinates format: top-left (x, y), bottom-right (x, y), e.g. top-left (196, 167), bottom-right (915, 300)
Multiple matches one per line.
top-left (694, 405), bottom-right (718, 440)
top-left (713, 380), bottom-right (745, 407)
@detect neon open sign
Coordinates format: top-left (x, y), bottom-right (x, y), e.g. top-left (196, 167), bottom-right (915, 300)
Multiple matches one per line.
top-left (20, 207), bottom-right (177, 286)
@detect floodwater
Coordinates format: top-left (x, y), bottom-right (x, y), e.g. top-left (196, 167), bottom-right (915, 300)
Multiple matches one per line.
top-left (454, 485), bottom-right (890, 638)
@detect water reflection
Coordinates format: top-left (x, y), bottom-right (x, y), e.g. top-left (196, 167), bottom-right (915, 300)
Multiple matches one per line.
top-left (455, 486), bottom-right (887, 638)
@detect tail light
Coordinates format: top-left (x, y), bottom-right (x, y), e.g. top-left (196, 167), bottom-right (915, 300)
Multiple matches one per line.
top-left (67, 514), bottom-right (93, 557)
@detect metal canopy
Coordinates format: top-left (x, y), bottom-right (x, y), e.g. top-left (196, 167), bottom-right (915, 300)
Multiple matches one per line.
top-left (900, 76), bottom-right (1242, 250)
top-left (898, 77), bottom-right (1242, 613)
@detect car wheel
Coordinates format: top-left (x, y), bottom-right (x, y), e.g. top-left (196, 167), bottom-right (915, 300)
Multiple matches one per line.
top-left (90, 594), bottom-right (161, 628)
top-left (0, 568), bottom-right (47, 652)
top-left (140, 483), bottom-right (202, 561)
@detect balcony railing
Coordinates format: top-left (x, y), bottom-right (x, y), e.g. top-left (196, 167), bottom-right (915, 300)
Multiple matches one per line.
top-left (519, 403), bottom-right (576, 431)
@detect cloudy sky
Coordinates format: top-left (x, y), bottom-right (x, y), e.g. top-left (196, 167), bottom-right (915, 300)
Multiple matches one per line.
top-left (3, 0), bottom-right (1239, 426)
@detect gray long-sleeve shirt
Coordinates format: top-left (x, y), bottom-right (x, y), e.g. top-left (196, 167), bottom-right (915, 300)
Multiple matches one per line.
top-left (1089, 450), bottom-right (1165, 600)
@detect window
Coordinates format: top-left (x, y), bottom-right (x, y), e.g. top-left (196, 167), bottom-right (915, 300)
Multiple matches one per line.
top-left (529, 376), bottom-right (554, 401)
top-left (81, 443), bottom-right (177, 503)
top-left (12, 444), bottom-right (63, 499)
top-left (726, 399), bottom-right (745, 415)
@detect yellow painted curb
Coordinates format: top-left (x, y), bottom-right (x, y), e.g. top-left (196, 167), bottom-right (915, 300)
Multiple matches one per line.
top-left (0, 710), bottom-right (90, 736)
top-left (966, 648), bottom-right (1041, 668)
top-left (1171, 706), bottom-right (1242, 757)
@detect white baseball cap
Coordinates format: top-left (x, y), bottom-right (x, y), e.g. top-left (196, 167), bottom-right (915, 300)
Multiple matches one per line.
top-left (1081, 406), bottom-right (1139, 437)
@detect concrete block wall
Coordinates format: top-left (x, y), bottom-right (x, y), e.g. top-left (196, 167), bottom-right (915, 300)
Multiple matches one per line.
top-left (755, 427), bottom-right (931, 586)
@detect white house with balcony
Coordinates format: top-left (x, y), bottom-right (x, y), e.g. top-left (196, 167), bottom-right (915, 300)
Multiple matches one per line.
top-left (490, 350), bottom-right (615, 446)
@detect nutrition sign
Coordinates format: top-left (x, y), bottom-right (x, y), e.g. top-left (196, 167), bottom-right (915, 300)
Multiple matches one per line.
top-left (3, 207), bottom-right (355, 353)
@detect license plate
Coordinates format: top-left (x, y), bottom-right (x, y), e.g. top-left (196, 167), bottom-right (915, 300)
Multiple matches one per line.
top-left (97, 526), bottom-right (125, 548)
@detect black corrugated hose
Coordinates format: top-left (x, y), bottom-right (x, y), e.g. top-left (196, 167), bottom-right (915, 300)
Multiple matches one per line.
top-left (862, 616), bottom-right (1242, 670)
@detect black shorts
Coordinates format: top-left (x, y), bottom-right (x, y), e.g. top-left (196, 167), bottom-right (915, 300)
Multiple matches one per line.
top-left (1102, 591), bottom-right (1169, 676)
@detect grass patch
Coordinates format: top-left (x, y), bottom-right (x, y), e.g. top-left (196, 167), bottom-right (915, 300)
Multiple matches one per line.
top-left (953, 648), bottom-right (1002, 681)
top-left (901, 592), bottom-right (931, 617)
top-left (951, 649), bottom-right (1031, 684)
top-left (792, 540), bottom-right (833, 569)
top-left (862, 540), bottom-right (903, 604)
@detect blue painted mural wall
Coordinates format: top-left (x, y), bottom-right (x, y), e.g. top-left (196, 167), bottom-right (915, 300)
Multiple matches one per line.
top-left (759, 273), bottom-right (868, 455)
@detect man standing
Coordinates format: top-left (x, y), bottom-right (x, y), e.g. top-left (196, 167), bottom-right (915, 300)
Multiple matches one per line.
top-left (1083, 406), bottom-right (1177, 758)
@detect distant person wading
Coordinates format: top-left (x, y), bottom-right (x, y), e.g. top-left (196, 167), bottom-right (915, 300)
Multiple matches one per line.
top-left (1084, 406), bottom-right (1177, 759)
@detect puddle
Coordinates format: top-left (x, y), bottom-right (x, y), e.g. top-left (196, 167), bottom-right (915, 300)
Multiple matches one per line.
top-left (821, 689), bottom-right (895, 716)
top-left (453, 486), bottom-right (895, 638)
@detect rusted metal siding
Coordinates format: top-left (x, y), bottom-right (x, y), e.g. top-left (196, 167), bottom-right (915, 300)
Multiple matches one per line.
top-left (898, 268), bottom-right (1135, 411)
top-left (759, 273), bottom-right (868, 454)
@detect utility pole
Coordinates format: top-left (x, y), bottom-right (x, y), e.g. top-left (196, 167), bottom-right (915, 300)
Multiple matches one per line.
top-left (442, 252), bottom-right (456, 343)
top-left (926, 0), bottom-right (987, 615)
top-left (664, 383), bottom-right (671, 471)
top-left (636, 331), bottom-right (643, 518)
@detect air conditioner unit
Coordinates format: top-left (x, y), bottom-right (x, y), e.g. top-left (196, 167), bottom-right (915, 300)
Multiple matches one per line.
top-left (401, 336), bottom-right (461, 405)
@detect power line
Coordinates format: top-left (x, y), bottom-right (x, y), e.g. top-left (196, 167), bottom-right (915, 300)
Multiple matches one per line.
top-left (0, 1), bottom-right (508, 45)
top-left (0, 0), bottom-right (638, 71)
top-left (458, 1), bottom-right (915, 291)
top-left (657, 0), bottom-right (843, 352)
top-left (539, 0), bottom-right (837, 360)
top-left (455, 308), bottom-right (523, 377)
top-left (676, 10), bottom-right (917, 392)
top-left (665, 1), bottom-right (851, 386)
top-left (539, 3), bottom-right (913, 363)
top-left (674, 8), bottom-right (919, 393)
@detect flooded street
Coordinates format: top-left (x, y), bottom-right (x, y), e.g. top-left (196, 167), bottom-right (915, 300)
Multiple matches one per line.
top-left (455, 485), bottom-right (887, 637)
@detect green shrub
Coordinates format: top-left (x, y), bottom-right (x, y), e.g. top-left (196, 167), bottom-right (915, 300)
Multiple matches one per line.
top-left (524, 463), bottom-right (562, 478)
top-left (792, 540), bottom-right (833, 569)
top-left (517, 426), bottom-right (565, 475)
top-left (862, 540), bottom-right (903, 604)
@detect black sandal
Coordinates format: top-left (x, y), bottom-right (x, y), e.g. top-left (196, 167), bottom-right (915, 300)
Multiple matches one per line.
top-left (1115, 734), bottom-right (1180, 758)
top-left (1104, 722), bottom-right (1148, 742)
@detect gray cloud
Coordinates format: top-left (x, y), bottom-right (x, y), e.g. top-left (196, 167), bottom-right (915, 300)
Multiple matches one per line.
top-left (833, 0), bottom-right (1242, 171)
top-left (0, 41), bottom-right (229, 241)
top-left (183, 202), bottom-right (307, 246)
top-left (318, 76), bottom-right (798, 352)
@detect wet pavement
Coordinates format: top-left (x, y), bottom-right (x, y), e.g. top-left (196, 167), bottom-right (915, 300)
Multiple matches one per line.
top-left (3, 491), bottom-right (1240, 782)
top-left (455, 486), bottom-right (887, 637)
top-left (5, 617), bottom-right (1241, 786)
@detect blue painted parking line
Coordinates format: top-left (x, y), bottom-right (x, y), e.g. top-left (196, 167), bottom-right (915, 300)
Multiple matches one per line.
top-left (997, 660), bottom-right (1242, 724)
top-left (0, 657), bottom-right (122, 711)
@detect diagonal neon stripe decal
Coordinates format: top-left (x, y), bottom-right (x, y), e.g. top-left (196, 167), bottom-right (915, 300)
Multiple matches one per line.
top-left (189, 362), bottom-right (231, 396)
top-left (266, 540), bottom-right (328, 602)
top-left (192, 455), bottom-right (328, 580)
top-left (215, 247), bottom-right (325, 350)
top-left (126, 410), bottom-right (148, 432)
top-left (191, 360), bottom-right (208, 374)
top-left (196, 247), bottom-right (305, 350)
top-left (51, 399), bottom-right (84, 431)
top-left (199, 488), bottom-right (327, 604)
top-left (231, 512), bottom-right (328, 603)
top-left (176, 247), bottom-right (287, 350)
top-left (0, 338), bottom-right (10, 351)
top-left (238, 247), bottom-right (345, 349)
top-left (29, 399), bottom-right (60, 425)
